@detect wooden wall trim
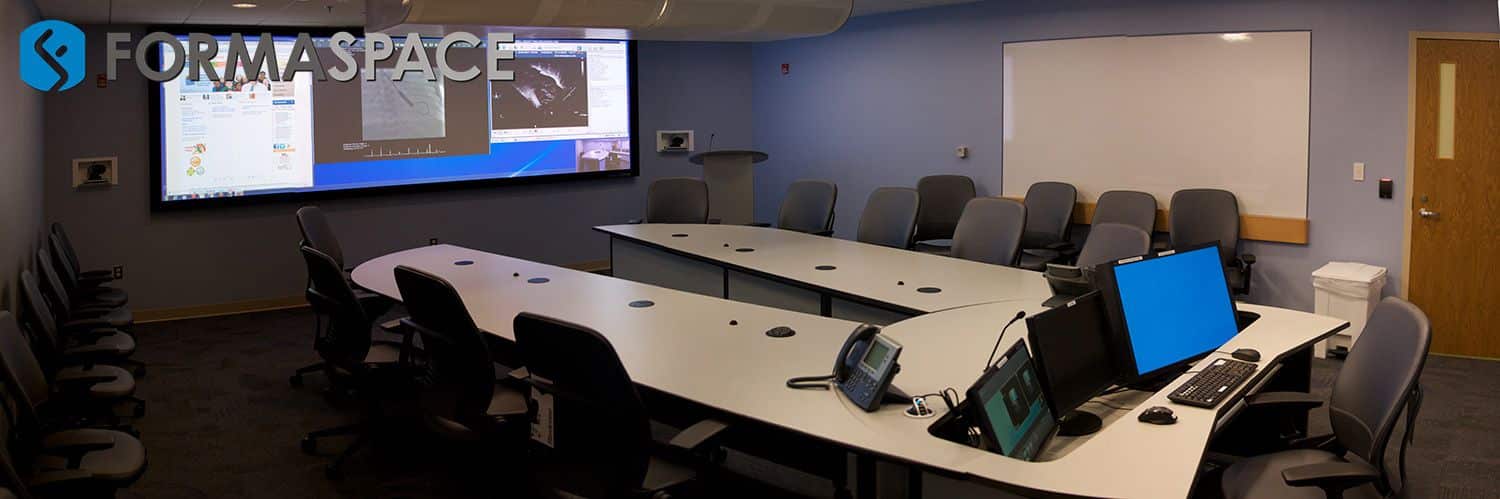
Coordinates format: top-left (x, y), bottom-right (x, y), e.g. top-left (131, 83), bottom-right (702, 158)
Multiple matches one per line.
top-left (1001, 197), bottom-right (1309, 245)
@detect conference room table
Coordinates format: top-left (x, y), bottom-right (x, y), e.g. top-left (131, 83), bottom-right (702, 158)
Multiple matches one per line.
top-left (595, 223), bottom-right (1056, 324)
top-left (351, 242), bottom-right (1347, 499)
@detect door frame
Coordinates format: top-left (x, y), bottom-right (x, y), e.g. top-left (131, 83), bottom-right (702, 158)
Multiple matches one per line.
top-left (1401, 32), bottom-right (1500, 300)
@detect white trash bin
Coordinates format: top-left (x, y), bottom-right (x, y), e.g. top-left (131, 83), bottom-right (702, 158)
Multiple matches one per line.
top-left (1311, 262), bottom-right (1387, 359)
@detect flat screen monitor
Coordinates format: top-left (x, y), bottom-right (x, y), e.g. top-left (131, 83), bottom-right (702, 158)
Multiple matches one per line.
top-left (1025, 291), bottom-right (1117, 434)
top-left (967, 340), bottom-right (1055, 461)
top-left (150, 31), bottom-right (637, 209)
top-left (1096, 243), bottom-right (1240, 382)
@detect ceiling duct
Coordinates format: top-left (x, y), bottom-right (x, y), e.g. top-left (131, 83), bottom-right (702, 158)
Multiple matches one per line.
top-left (367, 0), bottom-right (852, 42)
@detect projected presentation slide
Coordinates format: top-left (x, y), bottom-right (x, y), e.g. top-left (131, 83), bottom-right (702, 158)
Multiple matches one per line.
top-left (156, 36), bottom-right (634, 205)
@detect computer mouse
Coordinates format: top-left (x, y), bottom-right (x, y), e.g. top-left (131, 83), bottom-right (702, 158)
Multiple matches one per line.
top-left (1231, 348), bottom-right (1261, 362)
top-left (1138, 406), bottom-right (1177, 425)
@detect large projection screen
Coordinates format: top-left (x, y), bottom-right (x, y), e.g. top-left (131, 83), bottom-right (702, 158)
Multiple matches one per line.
top-left (151, 33), bottom-right (638, 210)
top-left (1002, 32), bottom-right (1310, 219)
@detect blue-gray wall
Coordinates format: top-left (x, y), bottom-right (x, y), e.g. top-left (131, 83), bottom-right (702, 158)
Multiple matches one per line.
top-left (0, 0), bottom-right (43, 313)
top-left (43, 35), bottom-right (752, 310)
top-left (750, 0), bottom-right (1495, 310)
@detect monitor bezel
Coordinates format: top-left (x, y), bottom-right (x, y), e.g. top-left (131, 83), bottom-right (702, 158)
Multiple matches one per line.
top-left (1024, 291), bottom-right (1119, 422)
top-left (147, 26), bottom-right (641, 211)
top-left (1093, 242), bottom-right (1240, 386)
top-left (966, 338), bottom-right (1055, 461)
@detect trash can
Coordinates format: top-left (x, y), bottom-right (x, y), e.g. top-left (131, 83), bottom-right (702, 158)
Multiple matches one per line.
top-left (1311, 262), bottom-right (1387, 359)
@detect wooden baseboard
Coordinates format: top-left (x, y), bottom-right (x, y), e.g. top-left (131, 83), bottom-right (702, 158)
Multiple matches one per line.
top-left (1001, 197), bottom-right (1310, 245)
top-left (134, 295), bottom-right (308, 323)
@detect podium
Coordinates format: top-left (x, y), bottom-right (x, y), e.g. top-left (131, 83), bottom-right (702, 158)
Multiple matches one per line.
top-left (689, 150), bottom-right (768, 225)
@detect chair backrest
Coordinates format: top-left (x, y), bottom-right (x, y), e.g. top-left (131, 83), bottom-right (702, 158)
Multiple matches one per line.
top-left (1091, 190), bottom-right (1157, 234)
top-left (950, 198), bottom-right (1026, 266)
top-left (1329, 297), bottom-right (1431, 489)
top-left (0, 314), bottom-right (48, 412)
top-left (1020, 182), bottom-right (1077, 248)
top-left (1075, 223), bottom-right (1153, 269)
top-left (300, 246), bottom-right (373, 369)
top-left (48, 223), bottom-right (82, 277)
top-left (913, 175), bottom-right (976, 242)
top-left (296, 206), bottom-right (346, 269)
top-left (777, 180), bottom-right (838, 234)
top-left (515, 312), bottom-right (651, 497)
top-left (16, 273), bottom-right (63, 370)
top-left (392, 265), bottom-right (497, 429)
top-left (856, 187), bottom-right (920, 248)
top-left (32, 249), bottom-right (73, 319)
top-left (45, 234), bottom-right (81, 293)
top-left (645, 177), bottom-right (709, 224)
top-left (1168, 189), bottom-right (1239, 266)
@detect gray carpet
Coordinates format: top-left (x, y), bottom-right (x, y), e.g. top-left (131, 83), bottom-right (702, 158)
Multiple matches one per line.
top-left (117, 307), bottom-right (1498, 498)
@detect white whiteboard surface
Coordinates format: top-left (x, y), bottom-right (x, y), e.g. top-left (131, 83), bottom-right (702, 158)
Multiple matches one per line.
top-left (1002, 32), bottom-right (1310, 218)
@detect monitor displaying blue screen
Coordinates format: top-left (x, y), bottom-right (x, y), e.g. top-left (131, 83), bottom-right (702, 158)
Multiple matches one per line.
top-left (154, 34), bottom-right (634, 207)
top-left (974, 343), bottom-right (1055, 461)
top-left (1111, 245), bottom-right (1239, 376)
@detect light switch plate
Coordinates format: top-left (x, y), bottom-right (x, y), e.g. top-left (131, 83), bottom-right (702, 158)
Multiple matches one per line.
top-left (1353, 162), bottom-right (1365, 182)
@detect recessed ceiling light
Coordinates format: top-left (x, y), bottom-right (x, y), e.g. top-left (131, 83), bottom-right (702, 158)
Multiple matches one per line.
top-left (231, 2), bottom-right (258, 8)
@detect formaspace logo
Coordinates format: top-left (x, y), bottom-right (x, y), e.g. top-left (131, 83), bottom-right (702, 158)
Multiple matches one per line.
top-left (19, 20), bottom-right (85, 92)
top-left (18, 20), bottom-right (516, 92)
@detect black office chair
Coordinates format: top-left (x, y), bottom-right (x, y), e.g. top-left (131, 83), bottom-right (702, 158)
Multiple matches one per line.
top-left (773, 180), bottom-right (838, 235)
top-left (912, 175), bottom-right (976, 251)
top-left (18, 272), bottom-right (138, 380)
top-left (642, 177), bottom-right (710, 224)
top-left (1016, 182), bottom-right (1078, 270)
top-left (855, 187), bottom-right (920, 249)
top-left (48, 223), bottom-right (116, 290)
top-left (514, 312), bottom-right (729, 498)
top-left (393, 266), bottom-right (528, 444)
top-left (46, 233), bottom-right (126, 309)
top-left (33, 250), bottom-right (131, 333)
top-left (0, 312), bottom-right (143, 426)
top-left (1169, 189), bottom-right (1256, 295)
top-left (0, 372), bottom-right (145, 499)
top-left (949, 197), bottom-right (1026, 266)
top-left (1220, 298), bottom-right (1430, 499)
top-left (293, 206), bottom-right (395, 387)
top-left (1091, 190), bottom-right (1158, 235)
top-left (298, 246), bottom-right (416, 478)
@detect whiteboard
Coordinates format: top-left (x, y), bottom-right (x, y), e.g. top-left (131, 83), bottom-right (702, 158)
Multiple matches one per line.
top-left (1002, 32), bottom-right (1310, 218)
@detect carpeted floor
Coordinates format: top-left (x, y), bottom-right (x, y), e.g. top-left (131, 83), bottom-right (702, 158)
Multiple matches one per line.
top-left (117, 307), bottom-right (1498, 498)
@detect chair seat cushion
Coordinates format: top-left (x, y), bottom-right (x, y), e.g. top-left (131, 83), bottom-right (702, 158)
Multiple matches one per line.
top-left (75, 287), bottom-right (128, 308)
top-left (64, 307), bottom-right (132, 329)
top-left (36, 429), bottom-right (147, 483)
top-left (1018, 250), bottom-right (1056, 271)
top-left (63, 331), bottom-right (136, 359)
top-left (55, 365), bottom-right (135, 399)
top-left (640, 455), bottom-right (696, 493)
top-left (1221, 449), bottom-right (1380, 499)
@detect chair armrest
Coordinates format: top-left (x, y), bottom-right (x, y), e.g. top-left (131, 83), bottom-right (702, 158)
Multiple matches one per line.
top-left (748, 222), bottom-right (771, 228)
top-left (668, 419), bottom-right (730, 454)
top-left (379, 317), bottom-right (408, 334)
top-left (69, 328), bottom-right (119, 344)
top-left (61, 319), bottom-right (114, 332)
top-left (1242, 254), bottom-right (1257, 266)
top-left (1282, 461), bottom-right (1379, 497)
top-left (1245, 391), bottom-right (1325, 411)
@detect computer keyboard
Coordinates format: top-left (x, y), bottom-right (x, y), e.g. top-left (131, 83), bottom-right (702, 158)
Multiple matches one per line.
top-left (1167, 358), bottom-right (1257, 408)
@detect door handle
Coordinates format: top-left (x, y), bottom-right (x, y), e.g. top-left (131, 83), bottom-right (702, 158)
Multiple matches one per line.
top-left (1418, 208), bottom-right (1440, 219)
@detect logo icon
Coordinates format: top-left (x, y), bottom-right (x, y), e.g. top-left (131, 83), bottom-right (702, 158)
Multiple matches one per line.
top-left (19, 20), bottom-right (85, 92)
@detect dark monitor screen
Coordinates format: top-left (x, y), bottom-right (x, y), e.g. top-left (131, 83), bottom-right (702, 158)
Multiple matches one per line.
top-left (1100, 244), bottom-right (1239, 380)
top-left (1026, 291), bottom-right (1117, 420)
top-left (968, 340), bottom-right (1055, 461)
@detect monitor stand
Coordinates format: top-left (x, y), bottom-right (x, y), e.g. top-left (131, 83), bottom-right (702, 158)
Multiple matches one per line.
top-left (1056, 410), bottom-right (1103, 437)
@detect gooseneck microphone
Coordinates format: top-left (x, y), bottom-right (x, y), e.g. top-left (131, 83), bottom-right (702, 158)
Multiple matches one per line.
top-left (708, 133), bottom-right (716, 152)
top-left (983, 311), bottom-right (1029, 372)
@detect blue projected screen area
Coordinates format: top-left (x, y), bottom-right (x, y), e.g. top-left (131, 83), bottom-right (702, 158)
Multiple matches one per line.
top-left (154, 35), bottom-right (634, 206)
top-left (1112, 245), bottom-right (1240, 376)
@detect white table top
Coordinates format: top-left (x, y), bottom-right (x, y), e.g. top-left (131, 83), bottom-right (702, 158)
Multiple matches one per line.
top-left (596, 224), bottom-right (1055, 313)
top-left (353, 244), bottom-right (1347, 499)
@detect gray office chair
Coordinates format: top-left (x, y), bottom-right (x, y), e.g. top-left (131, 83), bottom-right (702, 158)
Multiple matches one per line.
top-left (33, 250), bottom-right (131, 332)
top-left (1017, 182), bottom-right (1078, 270)
top-left (46, 233), bottom-right (126, 309)
top-left (48, 223), bottom-right (116, 289)
top-left (775, 180), bottom-right (838, 235)
top-left (949, 198), bottom-right (1027, 266)
top-left (18, 272), bottom-right (139, 378)
top-left (1091, 190), bottom-right (1157, 235)
top-left (0, 311), bottom-right (142, 424)
top-left (298, 247), bottom-right (416, 478)
top-left (514, 312), bottom-right (728, 498)
top-left (393, 266), bottom-right (527, 444)
top-left (0, 369), bottom-right (145, 498)
top-left (1221, 297), bottom-right (1430, 499)
top-left (856, 187), bottom-right (921, 249)
top-left (1169, 189), bottom-right (1255, 295)
top-left (644, 177), bottom-right (710, 224)
top-left (1074, 223), bottom-right (1152, 269)
top-left (912, 175), bottom-right (977, 251)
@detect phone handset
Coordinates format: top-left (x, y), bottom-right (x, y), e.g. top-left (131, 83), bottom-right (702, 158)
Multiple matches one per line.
top-left (786, 324), bottom-right (907, 412)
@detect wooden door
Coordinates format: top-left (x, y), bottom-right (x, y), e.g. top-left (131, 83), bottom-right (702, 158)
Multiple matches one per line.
top-left (1410, 38), bottom-right (1500, 358)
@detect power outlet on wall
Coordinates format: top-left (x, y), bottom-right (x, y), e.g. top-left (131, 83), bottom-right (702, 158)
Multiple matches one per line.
top-left (112, 265), bottom-right (124, 279)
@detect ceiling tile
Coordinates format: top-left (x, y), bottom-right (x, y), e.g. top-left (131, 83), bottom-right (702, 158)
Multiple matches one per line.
top-left (37, 0), bottom-right (112, 24)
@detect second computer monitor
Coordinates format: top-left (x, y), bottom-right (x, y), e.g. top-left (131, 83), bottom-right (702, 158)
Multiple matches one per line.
top-left (1097, 243), bottom-right (1240, 383)
top-left (1026, 291), bottom-right (1117, 435)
